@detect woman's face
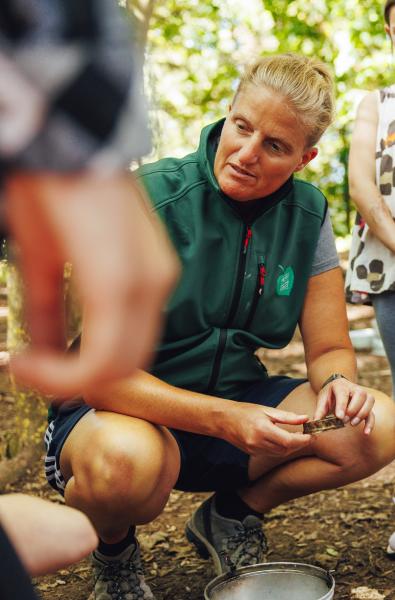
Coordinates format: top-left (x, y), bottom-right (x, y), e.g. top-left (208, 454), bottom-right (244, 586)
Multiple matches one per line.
top-left (213, 84), bottom-right (318, 202)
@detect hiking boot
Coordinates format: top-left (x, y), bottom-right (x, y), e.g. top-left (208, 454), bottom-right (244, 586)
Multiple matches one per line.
top-left (185, 494), bottom-right (267, 575)
top-left (89, 541), bottom-right (155, 599)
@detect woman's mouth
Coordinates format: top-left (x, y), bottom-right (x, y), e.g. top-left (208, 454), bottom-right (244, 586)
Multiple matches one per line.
top-left (229, 163), bottom-right (256, 179)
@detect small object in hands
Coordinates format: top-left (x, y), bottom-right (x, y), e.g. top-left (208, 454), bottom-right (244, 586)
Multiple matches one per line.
top-left (303, 415), bottom-right (344, 435)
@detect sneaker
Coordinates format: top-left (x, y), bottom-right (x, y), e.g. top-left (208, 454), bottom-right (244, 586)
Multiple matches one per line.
top-left (185, 494), bottom-right (267, 575)
top-left (387, 530), bottom-right (395, 559)
top-left (89, 541), bottom-right (155, 599)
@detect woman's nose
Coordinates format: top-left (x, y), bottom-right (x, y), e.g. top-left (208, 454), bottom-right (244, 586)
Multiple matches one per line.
top-left (238, 138), bottom-right (259, 165)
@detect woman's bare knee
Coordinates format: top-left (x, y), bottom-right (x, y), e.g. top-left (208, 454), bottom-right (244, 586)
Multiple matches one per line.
top-left (60, 411), bottom-right (180, 514)
top-left (364, 387), bottom-right (395, 467)
top-left (312, 387), bottom-right (395, 479)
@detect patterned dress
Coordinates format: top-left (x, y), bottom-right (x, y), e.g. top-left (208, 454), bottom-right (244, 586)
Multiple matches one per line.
top-left (346, 86), bottom-right (395, 303)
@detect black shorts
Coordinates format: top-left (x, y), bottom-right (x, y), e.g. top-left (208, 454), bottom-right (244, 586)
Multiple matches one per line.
top-left (44, 376), bottom-right (306, 495)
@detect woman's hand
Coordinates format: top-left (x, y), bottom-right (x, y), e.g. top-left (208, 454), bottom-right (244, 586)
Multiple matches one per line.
top-left (314, 377), bottom-right (375, 435)
top-left (221, 402), bottom-right (311, 456)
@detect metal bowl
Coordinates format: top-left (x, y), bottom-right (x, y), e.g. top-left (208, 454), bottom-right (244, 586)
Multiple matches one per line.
top-left (204, 562), bottom-right (335, 600)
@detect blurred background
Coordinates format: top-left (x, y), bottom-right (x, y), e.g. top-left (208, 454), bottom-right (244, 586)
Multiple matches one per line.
top-left (125, 0), bottom-right (392, 238)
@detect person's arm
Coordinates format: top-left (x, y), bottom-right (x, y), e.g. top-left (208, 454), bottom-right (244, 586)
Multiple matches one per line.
top-left (349, 92), bottom-right (395, 253)
top-left (0, 494), bottom-right (98, 576)
top-left (299, 267), bottom-right (375, 433)
top-left (0, 0), bottom-right (180, 397)
top-left (6, 172), bottom-right (179, 396)
top-left (86, 368), bottom-right (312, 457)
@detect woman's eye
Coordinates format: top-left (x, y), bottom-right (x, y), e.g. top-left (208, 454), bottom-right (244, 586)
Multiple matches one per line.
top-left (269, 142), bottom-right (282, 153)
top-left (236, 122), bottom-right (247, 131)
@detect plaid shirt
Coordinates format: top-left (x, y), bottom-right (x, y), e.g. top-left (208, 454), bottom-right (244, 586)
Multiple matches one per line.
top-left (0, 0), bottom-right (151, 173)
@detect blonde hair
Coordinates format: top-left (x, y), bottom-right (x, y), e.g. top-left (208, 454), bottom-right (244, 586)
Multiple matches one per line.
top-left (236, 53), bottom-right (335, 147)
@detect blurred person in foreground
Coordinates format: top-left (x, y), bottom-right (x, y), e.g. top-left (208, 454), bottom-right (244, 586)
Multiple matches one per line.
top-left (345, 0), bottom-right (395, 559)
top-left (45, 54), bottom-right (395, 599)
top-left (0, 495), bottom-right (98, 599)
top-left (1, 0), bottom-right (177, 398)
top-left (0, 0), bottom-right (177, 596)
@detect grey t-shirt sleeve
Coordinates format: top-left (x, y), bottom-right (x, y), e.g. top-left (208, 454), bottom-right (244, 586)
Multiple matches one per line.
top-left (310, 210), bottom-right (339, 276)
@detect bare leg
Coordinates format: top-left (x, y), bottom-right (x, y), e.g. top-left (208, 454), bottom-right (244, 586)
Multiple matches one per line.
top-left (60, 410), bottom-right (181, 543)
top-left (241, 383), bottom-right (395, 513)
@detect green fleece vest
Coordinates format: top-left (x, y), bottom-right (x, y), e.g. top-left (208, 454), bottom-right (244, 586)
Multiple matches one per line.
top-left (137, 120), bottom-right (327, 400)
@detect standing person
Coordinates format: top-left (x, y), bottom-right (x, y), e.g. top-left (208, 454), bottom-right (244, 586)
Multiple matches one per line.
top-left (0, 1), bottom-right (178, 597)
top-left (44, 54), bottom-right (395, 599)
top-left (344, 0), bottom-right (395, 559)
top-left (345, 0), bottom-right (395, 399)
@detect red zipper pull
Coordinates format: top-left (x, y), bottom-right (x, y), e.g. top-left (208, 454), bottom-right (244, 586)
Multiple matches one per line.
top-left (258, 263), bottom-right (266, 295)
top-left (243, 226), bottom-right (252, 254)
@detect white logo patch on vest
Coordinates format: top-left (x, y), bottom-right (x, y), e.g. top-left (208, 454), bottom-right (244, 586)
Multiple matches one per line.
top-left (276, 265), bottom-right (294, 296)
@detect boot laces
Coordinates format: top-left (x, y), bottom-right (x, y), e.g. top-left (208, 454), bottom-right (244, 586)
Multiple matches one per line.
top-left (94, 557), bottom-right (146, 599)
top-left (224, 524), bottom-right (267, 566)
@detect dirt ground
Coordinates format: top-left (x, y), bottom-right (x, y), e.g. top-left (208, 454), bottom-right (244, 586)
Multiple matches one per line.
top-left (1, 302), bottom-right (395, 600)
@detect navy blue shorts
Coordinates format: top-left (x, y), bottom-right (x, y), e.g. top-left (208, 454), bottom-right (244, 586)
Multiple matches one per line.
top-left (44, 376), bottom-right (306, 495)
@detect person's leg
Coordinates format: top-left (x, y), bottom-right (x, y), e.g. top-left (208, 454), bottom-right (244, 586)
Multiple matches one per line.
top-left (185, 378), bottom-right (395, 574)
top-left (371, 291), bottom-right (395, 396)
top-left (370, 292), bottom-right (395, 555)
top-left (57, 409), bottom-right (180, 599)
top-left (242, 382), bottom-right (395, 512)
top-left (185, 377), bottom-right (306, 574)
top-left (60, 410), bottom-right (180, 540)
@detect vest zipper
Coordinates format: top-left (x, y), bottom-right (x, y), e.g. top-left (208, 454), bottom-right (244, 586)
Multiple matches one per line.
top-left (208, 224), bottom-right (251, 392)
top-left (243, 226), bottom-right (252, 254)
top-left (245, 260), bottom-right (266, 330)
top-left (207, 328), bottom-right (227, 393)
top-left (227, 225), bottom-right (251, 324)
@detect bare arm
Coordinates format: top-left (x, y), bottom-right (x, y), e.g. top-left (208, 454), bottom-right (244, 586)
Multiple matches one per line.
top-left (0, 495), bottom-right (98, 576)
top-left (87, 368), bottom-right (311, 457)
top-left (6, 172), bottom-right (179, 396)
top-left (300, 267), bottom-right (356, 389)
top-left (300, 267), bottom-right (374, 433)
top-left (349, 92), bottom-right (395, 253)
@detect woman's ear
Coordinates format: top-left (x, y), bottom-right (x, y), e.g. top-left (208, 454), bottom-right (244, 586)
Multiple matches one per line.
top-left (294, 147), bottom-right (318, 173)
top-left (385, 23), bottom-right (394, 46)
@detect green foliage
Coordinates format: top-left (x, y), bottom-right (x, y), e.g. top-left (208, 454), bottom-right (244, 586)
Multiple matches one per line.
top-left (0, 261), bottom-right (8, 288)
top-left (6, 265), bottom-right (48, 458)
top-left (6, 263), bottom-right (80, 461)
top-left (127, 0), bottom-right (391, 235)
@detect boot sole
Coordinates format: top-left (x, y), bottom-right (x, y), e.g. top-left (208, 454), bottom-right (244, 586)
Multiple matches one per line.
top-left (185, 519), bottom-right (223, 575)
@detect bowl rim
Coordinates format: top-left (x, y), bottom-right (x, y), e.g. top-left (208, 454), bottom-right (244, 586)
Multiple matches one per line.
top-left (204, 561), bottom-right (335, 599)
